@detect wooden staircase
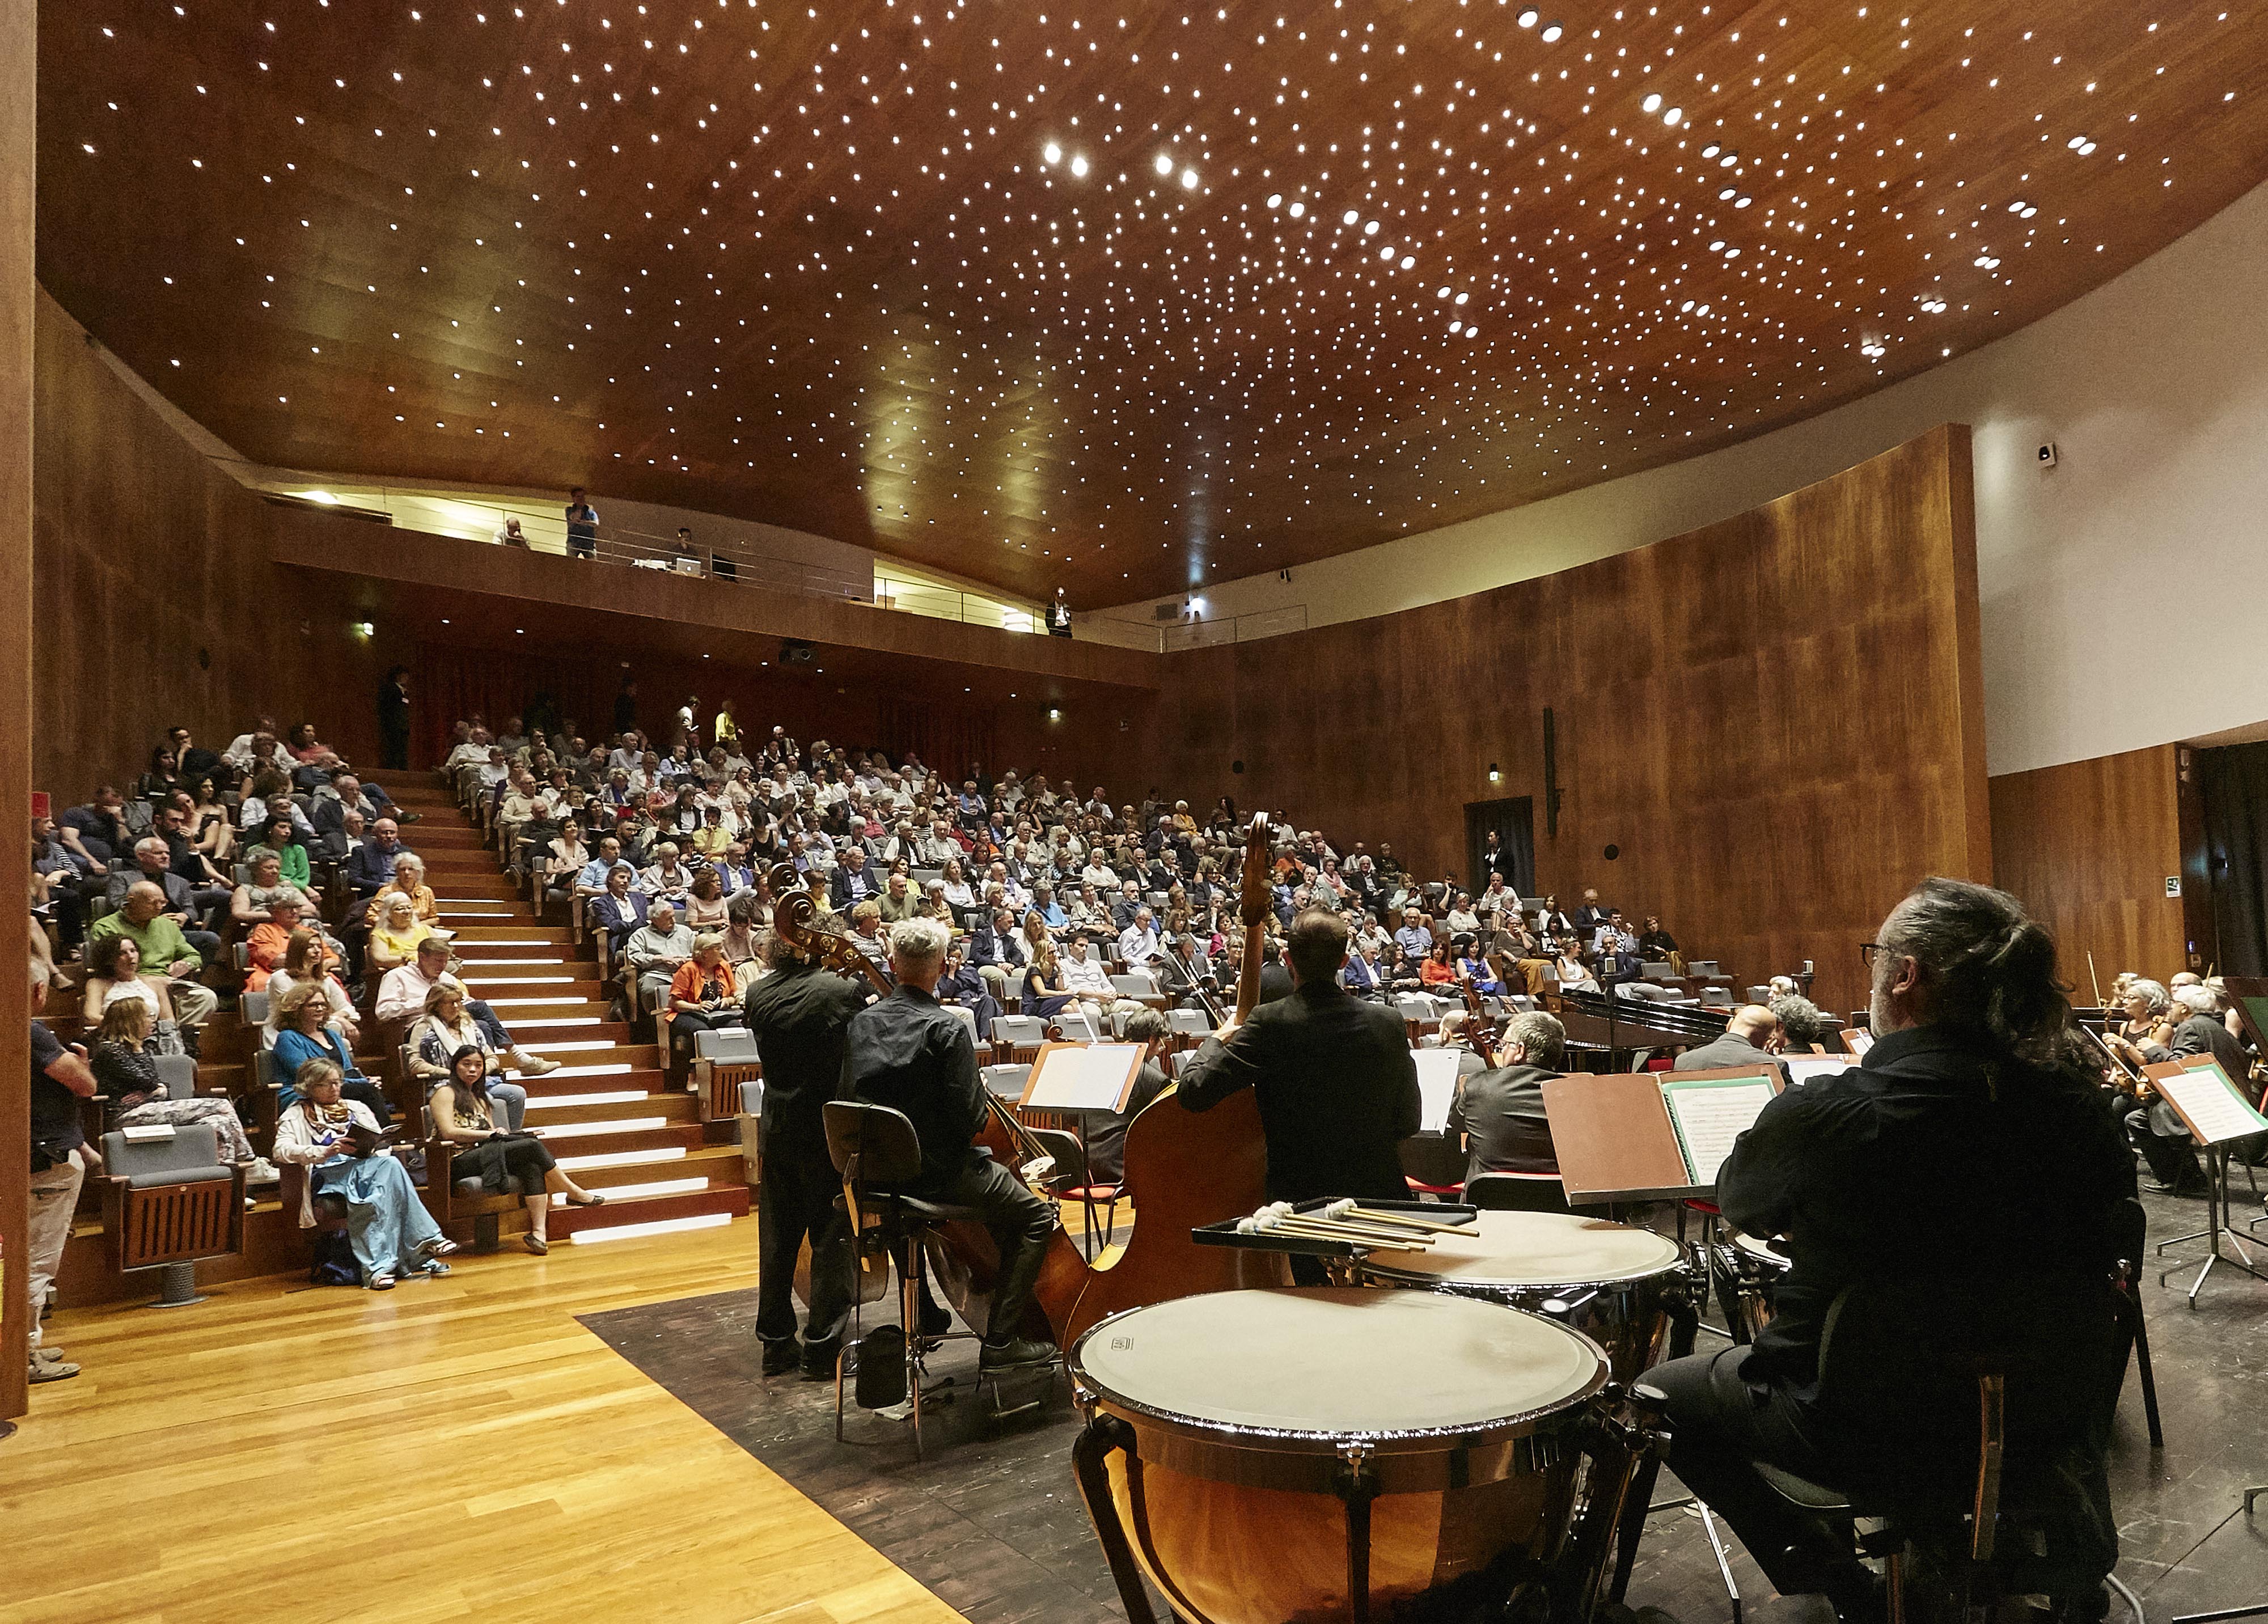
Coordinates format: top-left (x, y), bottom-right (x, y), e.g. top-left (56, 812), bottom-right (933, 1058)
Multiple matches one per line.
top-left (370, 775), bottom-right (751, 1242)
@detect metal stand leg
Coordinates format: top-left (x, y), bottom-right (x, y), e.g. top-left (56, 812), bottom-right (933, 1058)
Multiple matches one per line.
top-left (1336, 1444), bottom-right (1378, 1624)
top-left (1700, 1504), bottom-right (1742, 1624)
top-left (2156, 1147), bottom-right (2268, 1307)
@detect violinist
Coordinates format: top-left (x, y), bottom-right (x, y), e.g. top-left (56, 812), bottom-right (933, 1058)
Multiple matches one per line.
top-left (1179, 909), bottom-right (1421, 1211)
top-left (742, 928), bottom-right (870, 1379)
top-left (844, 918), bottom-right (1058, 1370)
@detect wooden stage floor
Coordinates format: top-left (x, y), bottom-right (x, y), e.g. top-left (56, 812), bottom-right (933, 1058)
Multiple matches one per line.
top-left (7, 1186), bottom-right (2268, 1624)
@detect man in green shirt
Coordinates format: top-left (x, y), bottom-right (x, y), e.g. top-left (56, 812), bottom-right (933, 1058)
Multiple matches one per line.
top-left (91, 881), bottom-right (218, 1027)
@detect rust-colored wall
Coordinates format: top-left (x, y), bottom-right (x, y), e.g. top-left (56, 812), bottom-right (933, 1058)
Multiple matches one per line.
top-left (4, 0), bottom-right (37, 1423)
top-left (1153, 427), bottom-right (1991, 1016)
top-left (1990, 744), bottom-right (2190, 995)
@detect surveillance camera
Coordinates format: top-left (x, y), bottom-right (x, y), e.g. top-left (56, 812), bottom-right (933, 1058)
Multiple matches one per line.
top-left (2036, 442), bottom-right (2058, 468)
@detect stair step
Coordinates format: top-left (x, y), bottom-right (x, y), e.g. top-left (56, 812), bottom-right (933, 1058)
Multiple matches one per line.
top-left (524, 1091), bottom-right (696, 1125)
top-left (553, 1181), bottom-right (748, 1239)
top-left (566, 1143), bottom-right (745, 1190)
top-left (551, 1123), bottom-right (708, 1165)
top-left (460, 977), bottom-right (612, 998)
top-left (521, 1067), bottom-right (670, 1098)
top-left (523, 1041), bottom-right (663, 1070)
top-left (444, 927), bottom-right (578, 944)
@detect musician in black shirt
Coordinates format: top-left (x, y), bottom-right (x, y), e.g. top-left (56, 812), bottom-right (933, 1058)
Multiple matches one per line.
top-left (742, 932), bottom-right (870, 1377)
top-left (1179, 909), bottom-right (1421, 1205)
top-left (845, 917), bottom-right (1057, 1369)
top-left (1446, 1010), bottom-right (1566, 1185)
top-left (1646, 879), bottom-right (2134, 1614)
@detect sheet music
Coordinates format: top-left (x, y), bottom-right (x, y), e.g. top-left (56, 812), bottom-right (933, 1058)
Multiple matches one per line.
top-left (2156, 1065), bottom-right (2268, 1146)
top-left (1660, 1078), bottom-right (1779, 1188)
top-left (1780, 1056), bottom-right (1851, 1089)
top-left (1412, 1048), bottom-right (1462, 1133)
top-left (1023, 1042), bottom-right (1145, 1111)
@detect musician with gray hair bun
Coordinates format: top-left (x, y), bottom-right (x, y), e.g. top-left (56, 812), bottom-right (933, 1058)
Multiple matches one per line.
top-left (844, 914), bottom-right (1058, 1371)
top-left (1642, 877), bottom-right (2135, 1617)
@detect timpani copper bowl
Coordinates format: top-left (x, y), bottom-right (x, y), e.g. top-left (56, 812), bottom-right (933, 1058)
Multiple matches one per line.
top-left (1068, 1287), bottom-right (1618, 1624)
top-left (1355, 1211), bottom-right (1687, 1385)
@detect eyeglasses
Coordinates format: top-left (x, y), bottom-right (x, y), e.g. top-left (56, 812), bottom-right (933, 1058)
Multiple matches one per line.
top-left (1859, 942), bottom-right (1889, 966)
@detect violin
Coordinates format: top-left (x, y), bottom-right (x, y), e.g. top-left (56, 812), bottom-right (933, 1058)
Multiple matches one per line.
top-left (766, 863), bottom-right (1091, 1345)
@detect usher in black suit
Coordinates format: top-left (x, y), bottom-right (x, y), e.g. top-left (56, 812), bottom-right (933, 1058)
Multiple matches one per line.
top-left (1178, 980), bottom-right (1421, 1203)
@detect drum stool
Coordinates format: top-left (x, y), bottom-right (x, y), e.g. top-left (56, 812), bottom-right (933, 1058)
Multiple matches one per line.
top-left (823, 1101), bottom-right (1058, 1458)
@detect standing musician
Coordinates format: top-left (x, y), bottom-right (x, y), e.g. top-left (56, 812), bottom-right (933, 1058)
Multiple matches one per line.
top-left (1178, 908), bottom-right (1421, 1211)
top-left (1645, 879), bottom-right (2135, 1617)
top-left (844, 917), bottom-right (1057, 1371)
top-left (743, 928), bottom-right (871, 1379)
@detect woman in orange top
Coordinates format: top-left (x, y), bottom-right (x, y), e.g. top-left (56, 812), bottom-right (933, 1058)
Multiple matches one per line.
top-left (666, 931), bottom-right (744, 1061)
top-left (1419, 940), bottom-right (1460, 989)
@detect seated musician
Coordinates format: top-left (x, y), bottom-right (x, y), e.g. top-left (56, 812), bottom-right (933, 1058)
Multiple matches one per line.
top-left (1676, 1004), bottom-right (1793, 1085)
top-left (844, 917), bottom-right (1058, 1370)
top-left (1079, 1007), bottom-right (1174, 1185)
top-left (2113, 980), bottom-right (2245, 1192)
top-left (1445, 1010), bottom-right (1566, 1183)
top-left (1645, 878), bottom-right (2135, 1618)
top-left (1179, 909), bottom-right (1421, 1216)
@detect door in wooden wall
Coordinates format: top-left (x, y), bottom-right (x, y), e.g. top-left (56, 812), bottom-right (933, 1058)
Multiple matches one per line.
top-left (1463, 796), bottom-right (1535, 898)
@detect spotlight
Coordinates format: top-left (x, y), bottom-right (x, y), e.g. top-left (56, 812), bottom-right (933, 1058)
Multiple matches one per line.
top-left (1516, 6), bottom-right (1539, 24)
top-left (1540, 20), bottom-right (1564, 41)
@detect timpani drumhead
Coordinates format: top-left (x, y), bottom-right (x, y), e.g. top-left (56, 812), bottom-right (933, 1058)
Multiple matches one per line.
top-left (1362, 1210), bottom-right (1681, 1290)
top-left (1073, 1287), bottom-right (1603, 1440)
top-left (1732, 1231), bottom-right (1792, 1270)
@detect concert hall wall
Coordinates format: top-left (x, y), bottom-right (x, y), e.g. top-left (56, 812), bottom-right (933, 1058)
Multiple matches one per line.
top-left (1151, 426), bottom-right (1992, 1017)
top-left (1988, 745), bottom-right (2195, 995)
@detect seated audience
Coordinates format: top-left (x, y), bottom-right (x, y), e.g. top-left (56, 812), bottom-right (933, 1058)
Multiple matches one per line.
top-left (243, 816), bottom-right (314, 895)
top-left (88, 998), bottom-right (269, 1180)
top-left (272, 1059), bottom-right (455, 1290)
top-left (626, 900), bottom-right (696, 1009)
top-left (261, 927), bottom-right (358, 1050)
top-left (376, 935), bottom-right (558, 1082)
top-left (89, 881), bottom-right (218, 1028)
top-left (272, 982), bottom-right (392, 1123)
top-left (428, 1045), bottom-right (606, 1254)
top-left (667, 931), bottom-right (746, 1057)
top-left (367, 891), bottom-right (434, 974)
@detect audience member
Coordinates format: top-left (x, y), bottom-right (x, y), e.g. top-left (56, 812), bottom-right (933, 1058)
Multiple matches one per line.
top-left (427, 1046), bottom-right (606, 1254)
top-left (272, 1059), bottom-right (456, 1289)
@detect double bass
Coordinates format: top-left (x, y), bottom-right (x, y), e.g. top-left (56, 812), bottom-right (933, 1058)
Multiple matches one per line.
top-left (765, 866), bottom-right (1092, 1346)
top-left (1051, 813), bottom-right (1283, 1349)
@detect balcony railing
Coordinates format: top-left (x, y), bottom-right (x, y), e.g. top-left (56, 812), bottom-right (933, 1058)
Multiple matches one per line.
top-left (235, 463), bottom-right (1304, 650)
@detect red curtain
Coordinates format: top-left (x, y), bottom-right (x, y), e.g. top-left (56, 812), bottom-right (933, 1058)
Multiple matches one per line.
top-left (875, 698), bottom-right (998, 782)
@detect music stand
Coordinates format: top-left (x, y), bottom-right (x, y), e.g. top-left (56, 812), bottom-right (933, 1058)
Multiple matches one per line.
top-left (2144, 1058), bottom-right (2268, 1307)
top-left (1541, 1065), bottom-right (1784, 1205)
top-left (1412, 1048), bottom-right (1462, 1134)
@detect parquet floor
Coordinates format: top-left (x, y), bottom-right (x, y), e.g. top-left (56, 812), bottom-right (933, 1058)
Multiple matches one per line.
top-left (0, 1223), bottom-right (965, 1624)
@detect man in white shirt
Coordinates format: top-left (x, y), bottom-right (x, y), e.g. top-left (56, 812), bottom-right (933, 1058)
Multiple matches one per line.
top-left (373, 940), bottom-right (557, 1103)
top-left (1118, 908), bottom-right (1162, 968)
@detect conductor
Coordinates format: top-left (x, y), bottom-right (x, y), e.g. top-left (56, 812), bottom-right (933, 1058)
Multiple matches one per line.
top-left (844, 917), bottom-right (1057, 1369)
top-left (1178, 908), bottom-right (1421, 1206)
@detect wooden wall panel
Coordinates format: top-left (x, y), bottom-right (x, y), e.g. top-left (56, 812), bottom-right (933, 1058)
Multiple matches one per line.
top-left (31, 291), bottom-right (395, 803)
top-left (1988, 745), bottom-right (2189, 995)
top-left (1154, 427), bottom-right (1990, 1016)
top-left (3, 0), bottom-right (36, 1426)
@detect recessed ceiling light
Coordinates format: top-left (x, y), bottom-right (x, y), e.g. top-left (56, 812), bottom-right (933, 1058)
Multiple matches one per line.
top-left (1540, 20), bottom-right (1564, 42)
top-left (1043, 142), bottom-right (1062, 164)
top-left (1642, 93), bottom-right (1663, 113)
top-left (1516, 6), bottom-right (1539, 24)
top-left (1343, 209), bottom-right (1360, 225)
top-left (1180, 167), bottom-right (1199, 189)
top-left (1154, 152), bottom-right (1175, 176)
top-left (1070, 154), bottom-right (1088, 177)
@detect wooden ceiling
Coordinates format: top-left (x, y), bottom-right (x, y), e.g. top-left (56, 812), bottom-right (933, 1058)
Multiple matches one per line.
top-left (36, 2), bottom-right (2268, 605)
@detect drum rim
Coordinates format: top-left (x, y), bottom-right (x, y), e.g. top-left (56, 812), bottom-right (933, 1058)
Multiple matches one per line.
top-left (1069, 1288), bottom-right (1611, 1453)
top-left (1359, 1211), bottom-right (1685, 1290)
top-left (1728, 1230), bottom-right (1792, 1265)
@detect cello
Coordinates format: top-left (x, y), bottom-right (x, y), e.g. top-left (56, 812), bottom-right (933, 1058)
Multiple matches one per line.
top-left (765, 866), bottom-right (1092, 1345)
top-left (1053, 812), bottom-right (1283, 1349)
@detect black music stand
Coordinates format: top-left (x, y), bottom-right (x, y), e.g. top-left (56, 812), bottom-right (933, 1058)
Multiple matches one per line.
top-left (2145, 1060), bottom-right (2268, 1307)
